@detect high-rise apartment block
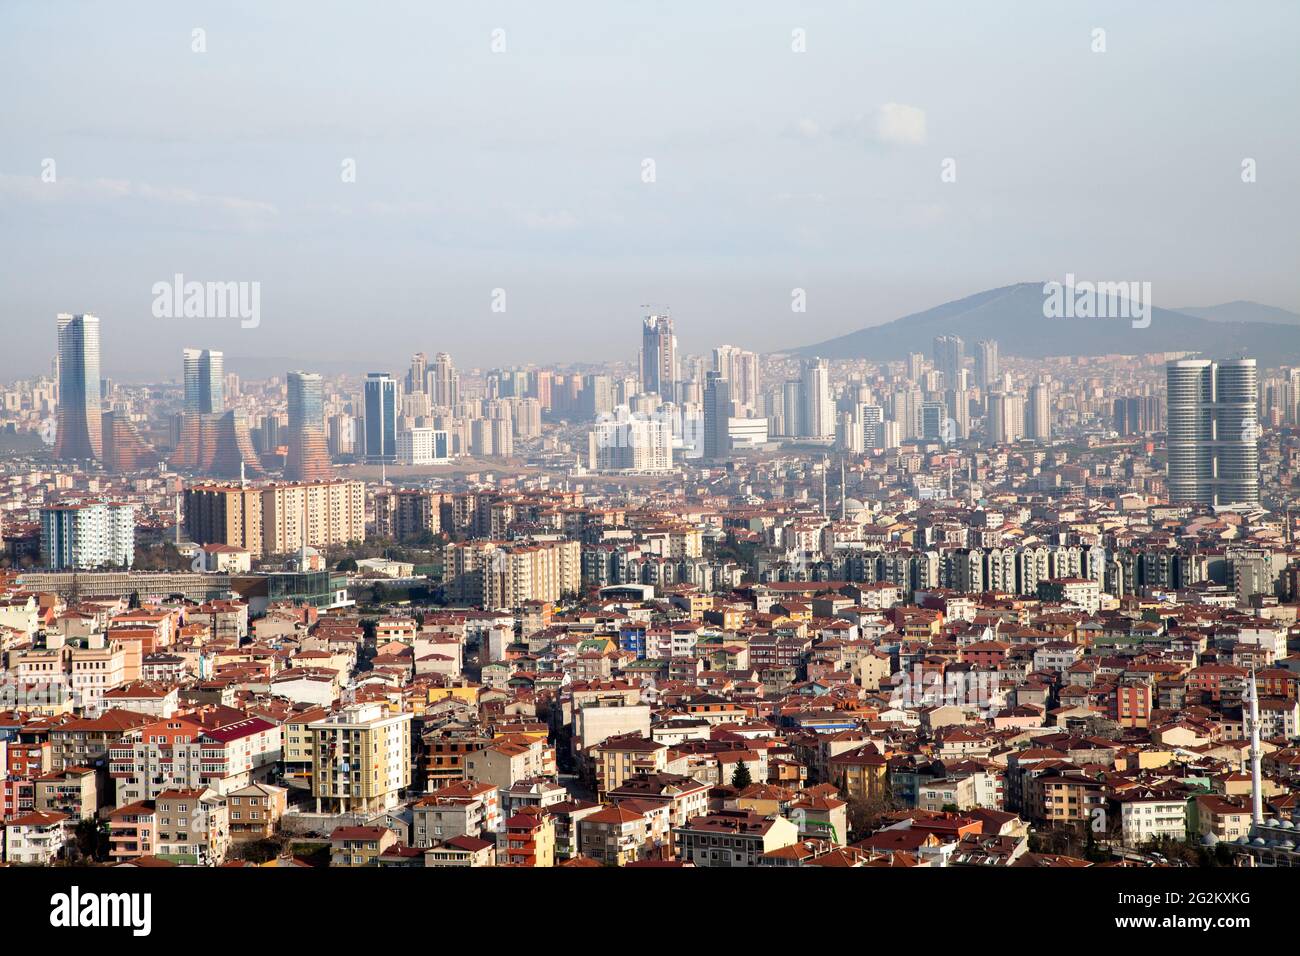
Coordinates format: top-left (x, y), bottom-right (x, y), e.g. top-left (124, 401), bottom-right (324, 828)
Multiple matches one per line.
top-left (40, 502), bottom-right (136, 570)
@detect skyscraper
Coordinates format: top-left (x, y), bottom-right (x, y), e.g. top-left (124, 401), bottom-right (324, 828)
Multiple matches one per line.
top-left (640, 313), bottom-right (677, 399)
top-left (713, 344), bottom-right (760, 414)
top-left (182, 348), bottom-right (224, 414)
top-left (933, 335), bottom-right (965, 388)
top-left (974, 340), bottom-right (1000, 391)
top-left (54, 313), bottom-right (102, 460)
top-left (1026, 382), bottom-right (1051, 441)
top-left (1166, 359), bottom-right (1260, 507)
top-left (364, 372), bottom-right (398, 464)
top-left (406, 352), bottom-right (428, 396)
top-left (429, 352), bottom-right (459, 409)
top-left (987, 391), bottom-right (1024, 445)
top-left (781, 381), bottom-right (803, 438)
top-left (703, 370), bottom-right (732, 461)
top-left (285, 370), bottom-right (332, 481)
top-left (800, 357), bottom-right (833, 439)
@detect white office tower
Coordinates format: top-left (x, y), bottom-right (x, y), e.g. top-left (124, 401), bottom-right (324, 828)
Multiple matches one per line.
top-left (800, 358), bottom-right (834, 438)
top-left (397, 427), bottom-right (450, 465)
top-left (1166, 359), bottom-right (1260, 508)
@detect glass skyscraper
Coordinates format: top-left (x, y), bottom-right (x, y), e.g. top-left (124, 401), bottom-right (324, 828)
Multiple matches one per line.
top-left (183, 347), bottom-right (224, 414)
top-left (54, 313), bottom-right (102, 460)
top-left (364, 372), bottom-right (398, 464)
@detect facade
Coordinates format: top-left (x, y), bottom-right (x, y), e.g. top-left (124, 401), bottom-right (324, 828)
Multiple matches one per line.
top-left (183, 347), bottom-right (224, 414)
top-left (640, 314), bottom-right (677, 399)
top-left (285, 370), bottom-right (332, 481)
top-left (364, 372), bottom-right (398, 464)
top-left (591, 413), bottom-right (673, 473)
top-left (330, 825), bottom-right (398, 867)
top-left (800, 358), bottom-right (833, 439)
top-left (109, 712), bottom-right (282, 804)
top-left (673, 810), bottom-right (799, 867)
top-left (54, 313), bottom-right (102, 461)
top-left (155, 787), bottom-right (230, 865)
top-left (1166, 358), bottom-right (1260, 507)
top-left (40, 502), bottom-right (135, 570)
top-left (4, 810), bottom-right (68, 864)
top-left (703, 371), bottom-right (732, 461)
top-left (397, 427), bottom-right (450, 465)
top-left (226, 782), bottom-right (287, 842)
top-left (185, 480), bottom-right (365, 557)
top-left (309, 703), bottom-right (413, 813)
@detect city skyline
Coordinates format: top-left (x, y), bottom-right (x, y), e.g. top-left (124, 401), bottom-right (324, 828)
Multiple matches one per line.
top-left (2, 2), bottom-right (1298, 378)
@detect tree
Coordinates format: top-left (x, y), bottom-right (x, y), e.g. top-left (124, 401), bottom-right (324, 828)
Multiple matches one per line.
top-left (731, 760), bottom-right (752, 789)
top-left (70, 819), bottom-right (109, 863)
top-left (845, 784), bottom-right (900, 839)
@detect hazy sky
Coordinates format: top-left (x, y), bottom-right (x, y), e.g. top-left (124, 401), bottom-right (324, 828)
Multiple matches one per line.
top-left (1, 0), bottom-right (1297, 380)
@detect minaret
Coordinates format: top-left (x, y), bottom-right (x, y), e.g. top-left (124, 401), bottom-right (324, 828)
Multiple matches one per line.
top-left (839, 458), bottom-right (846, 521)
top-left (1248, 668), bottom-right (1264, 828)
top-left (299, 486), bottom-right (309, 571)
top-left (821, 456), bottom-right (828, 518)
top-left (174, 492), bottom-right (182, 546)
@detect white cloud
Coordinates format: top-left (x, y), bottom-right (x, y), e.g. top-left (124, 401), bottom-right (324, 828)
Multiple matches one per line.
top-left (826, 103), bottom-right (928, 148)
top-left (874, 103), bottom-right (927, 146)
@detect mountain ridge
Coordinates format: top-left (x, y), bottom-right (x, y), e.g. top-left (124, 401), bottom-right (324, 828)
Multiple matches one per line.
top-left (790, 283), bottom-right (1300, 363)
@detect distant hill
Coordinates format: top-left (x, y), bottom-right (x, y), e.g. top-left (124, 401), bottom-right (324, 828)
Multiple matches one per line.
top-left (1170, 300), bottom-right (1300, 326)
top-left (792, 282), bottom-right (1300, 363)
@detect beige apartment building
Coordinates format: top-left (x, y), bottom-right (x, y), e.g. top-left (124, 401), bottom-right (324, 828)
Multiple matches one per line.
top-left (184, 480), bottom-right (365, 558)
top-left (309, 703), bottom-right (413, 813)
top-left (184, 484), bottom-right (264, 556)
top-left (443, 539), bottom-right (581, 609)
top-left (260, 480), bottom-right (366, 555)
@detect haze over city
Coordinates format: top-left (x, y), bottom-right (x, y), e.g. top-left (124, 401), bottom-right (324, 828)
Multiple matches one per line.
top-left (2, 0), bottom-right (1298, 379)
